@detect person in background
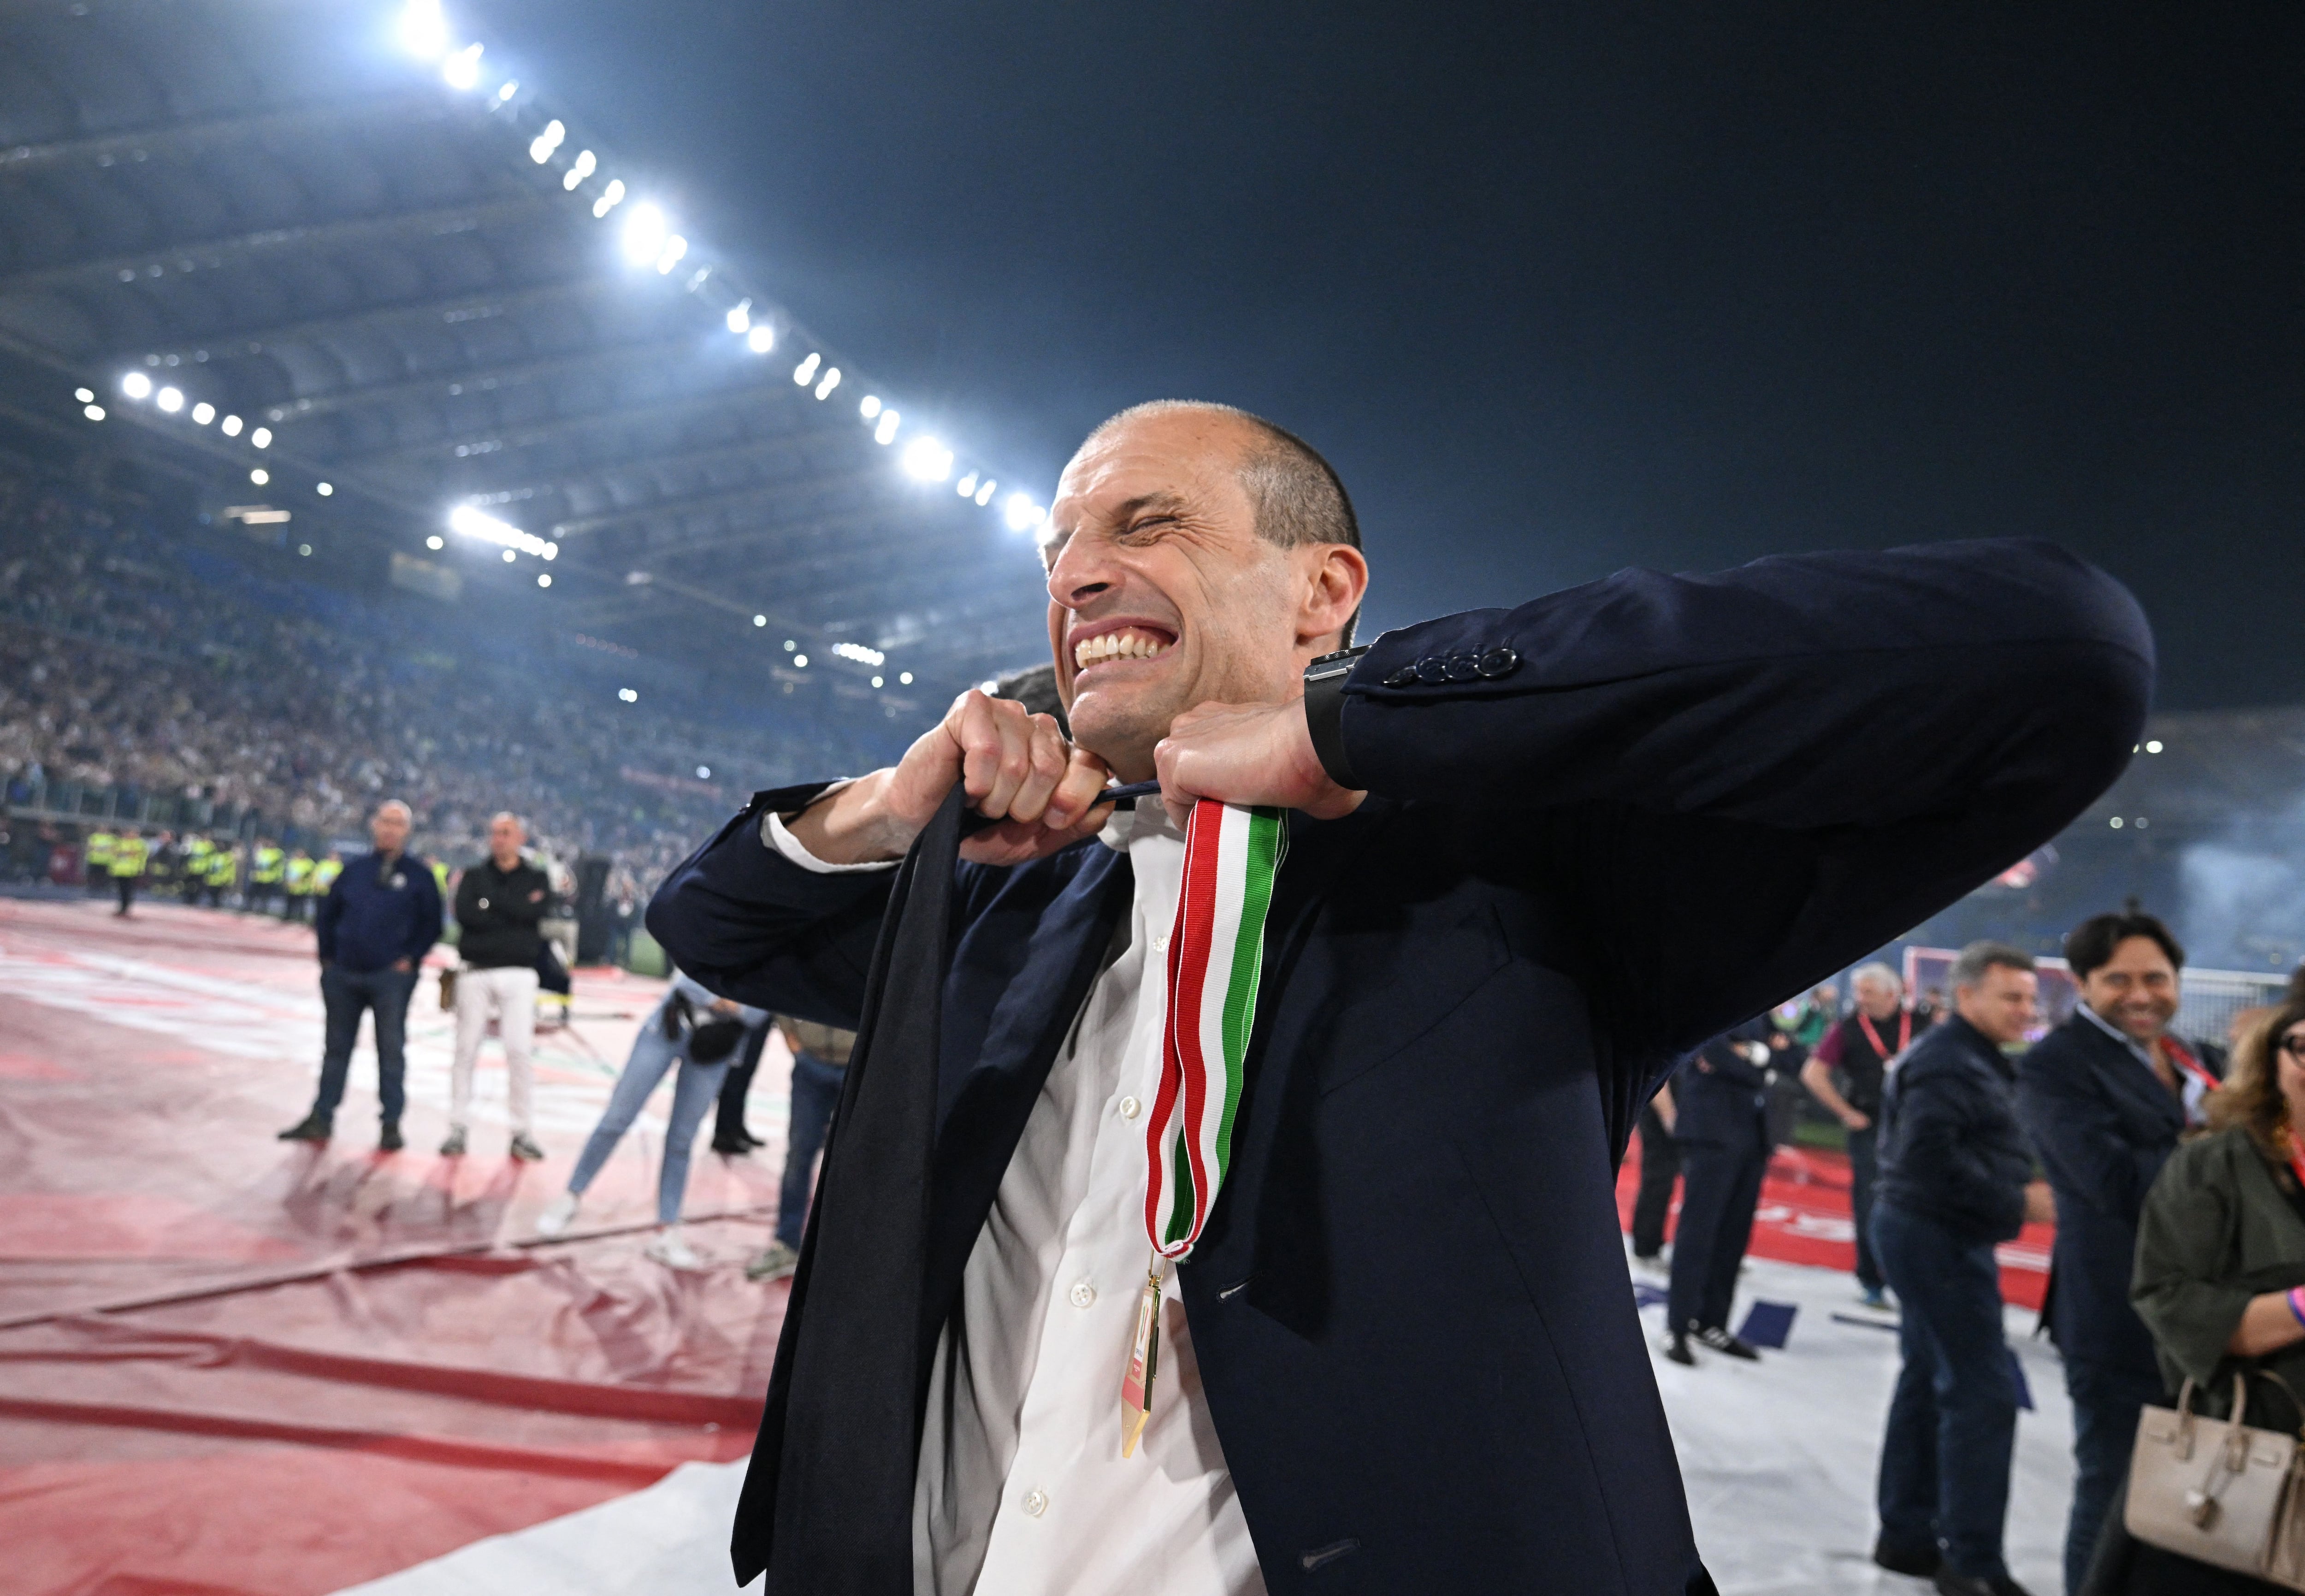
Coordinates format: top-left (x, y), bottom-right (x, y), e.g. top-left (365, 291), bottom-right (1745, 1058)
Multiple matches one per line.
top-left (744, 1016), bottom-right (857, 1283)
top-left (536, 972), bottom-right (768, 1268)
top-left (146, 830), bottom-right (180, 902)
top-left (1806, 961), bottom-right (1922, 1310)
top-left (1871, 940), bottom-right (2056, 1596)
top-left (2099, 999), bottom-right (2305, 1596)
top-left (443, 812), bottom-right (551, 1160)
top-left (313, 849), bottom-right (343, 902)
top-left (277, 801), bottom-right (441, 1152)
top-left (1662, 1017), bottom-right (1775, 1365)
top-left (108, 827), bottom-right (147, 916)
top-left (248, 838), bottom-right (284, 913)
top-left (83, 825), bottom-right (116, 895)
top-left (711, 1021), bottom-right (769, 1155)
top-left (2018, 910), bottom-right (2213, 1596)
top-left (180, 833), bottom-right (212, 902)
top-left (282, 847), bottom-right (315, 921)
top-left (1629, 1080), bottom-right (1682, 1276)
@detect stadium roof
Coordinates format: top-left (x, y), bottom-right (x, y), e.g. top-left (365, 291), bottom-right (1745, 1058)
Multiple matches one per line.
top-left (0, 0), bottom-right (1052, 701)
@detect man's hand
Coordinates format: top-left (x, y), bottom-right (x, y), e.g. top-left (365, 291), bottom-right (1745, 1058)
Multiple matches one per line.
top-left (1839, 1108), bottom-right (1872, 1131)
top-left (1153, 700), bottom-right (1365, 831)
top-left (709, 997), bottom-right (742, 1018)
top-left (788, 690), bottom-right (1116, 866)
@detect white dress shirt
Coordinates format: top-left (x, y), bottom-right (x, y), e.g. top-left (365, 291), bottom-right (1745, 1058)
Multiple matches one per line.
top-left (766, 798), bottom-right (1265, 1596)
top-left (2075, 1000), bottom-right (2210, 1126)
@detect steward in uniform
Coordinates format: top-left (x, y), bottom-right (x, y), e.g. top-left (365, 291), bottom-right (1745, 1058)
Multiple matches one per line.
top-left (250, 842), bottom-right (285, 912)
top-left (284, 850), bottom-right (316, 922)
top-left (84, 828), bottom-right (117, 895)
top-left (109, 832), bottom-right (148, 916)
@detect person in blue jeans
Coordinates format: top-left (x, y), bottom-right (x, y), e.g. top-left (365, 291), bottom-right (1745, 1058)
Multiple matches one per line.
top-left (1870, 941), bottom-right (2057, 1596)
top-left (746, 1017), bottom-right (855, 1282)
top-left (277, 801), bottom-right (441, 1153)
top-left (535, 972), bottom-right (767, 1268)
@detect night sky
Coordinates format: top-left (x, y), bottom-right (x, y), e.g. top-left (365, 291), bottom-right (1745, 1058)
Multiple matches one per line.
top-left (466, 3), bottom-right (2303, 710)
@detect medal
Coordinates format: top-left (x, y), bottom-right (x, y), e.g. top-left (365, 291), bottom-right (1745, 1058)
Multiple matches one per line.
top-left (1119, 1251), bottom-right (1165, 1458)
top-left (1119, 798), bottom-right (1287, 1457)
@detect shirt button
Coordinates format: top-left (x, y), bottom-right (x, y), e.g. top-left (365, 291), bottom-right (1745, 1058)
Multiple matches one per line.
top-left (1022, 1488), bottom-right (1048, 1518)
top-left (1152, 932), bottom-right (1170, 955)
top-left (1119, 1096), bottom-right (1142, 1119)
top-left (1069, 1280), bottom-right (1096, 1308)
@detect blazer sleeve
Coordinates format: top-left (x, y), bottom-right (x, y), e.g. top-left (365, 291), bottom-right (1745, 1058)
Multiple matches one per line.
top-left (1335, 538), bottom-right (2152, 1064)
top-left (2133, 1143), bottom-right (2253, 1389)
top-left (2017, 1037), bottom-right (2167, 1226)
top-left (645, 785), bottom-right (902, 1024)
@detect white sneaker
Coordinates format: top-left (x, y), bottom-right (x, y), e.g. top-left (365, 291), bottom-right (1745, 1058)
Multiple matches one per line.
top-left (535, 1193), bottom-right (580, 1238)
top-left (644, 1228), bottom-right (703, 1270)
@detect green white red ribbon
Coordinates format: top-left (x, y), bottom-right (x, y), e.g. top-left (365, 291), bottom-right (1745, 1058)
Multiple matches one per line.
top-left (1143, 798), bottom-right (1288, 1260)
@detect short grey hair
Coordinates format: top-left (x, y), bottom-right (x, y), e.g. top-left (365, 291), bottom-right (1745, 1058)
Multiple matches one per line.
top-left (1950, 940), bottom-right (2035, 990)
top-left (1851, 962), bottom-right (1903, 993)
top-left (374, 799), bottom-right (412, 822)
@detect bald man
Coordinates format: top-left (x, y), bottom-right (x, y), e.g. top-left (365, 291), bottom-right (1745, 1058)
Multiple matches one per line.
top-left (655, 401), bottom-right (2151, 1595)
top-left (443, 812), bottom-right (553, 1160)
top-left (279, 800), bottom-right (441, 1152)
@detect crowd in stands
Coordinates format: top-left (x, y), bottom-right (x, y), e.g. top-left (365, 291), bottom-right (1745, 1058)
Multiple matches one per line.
top-left (0, 459), bottom-right (907, 895)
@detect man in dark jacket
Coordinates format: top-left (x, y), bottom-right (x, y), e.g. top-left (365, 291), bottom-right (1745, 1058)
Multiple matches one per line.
top-left (650, 402), bottom-right (2149, 1596)
top-left (2016, 909), bottom-right (2205, 1596)
top-left (278, 801), bottom-right (441, 1151)
top-left (1663, 1019), bottom-right (1775, 1364)
top-left (443, 811), bottom-right (553, 1160)
top-left (1872, 940), bottom-right (2056, 1596)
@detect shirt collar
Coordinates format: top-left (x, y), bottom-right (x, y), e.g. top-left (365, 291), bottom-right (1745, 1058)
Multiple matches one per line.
top-left (2077, 999), bottom-right (2160, 1071)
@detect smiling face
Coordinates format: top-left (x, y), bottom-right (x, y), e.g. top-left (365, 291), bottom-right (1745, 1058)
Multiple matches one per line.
top-left (2080, 934), bottom-right (2181, 1043)
top-left (1040, 407), bottom-right (1366, 781)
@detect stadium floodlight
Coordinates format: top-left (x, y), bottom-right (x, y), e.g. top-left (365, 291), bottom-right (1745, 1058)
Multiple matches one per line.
top-left (858, 394), bottom-right (882, 419)
top-left (397, 0), bottom-right (450, 59)
top-left (155, 386), bottom-right (183, 413)
top-left (695, 765), bottom-right (711, 779)
top-left (449, 503), bottom-right (556, 559)
top-left (872, 676), bottom-right (883, 688)
top-left (317, 483), bottom-right (334, 497)
top-left (621, 202), bottom-right (667, 265)
top-left (250, 468), bottom-right (269, 485)
top-left (528, 120), bottom-right (566, 165)
top-left (220, 414), bottom-right (243, 437)
top-left (832, 641), bottom-right (886, 666)
top-left (562, 151), bottom-right (597, 192)
top-left (426, 535), bottom-right (444, 550)
top-left (792, 353), bottom-right (821, 386)
top-left (83, 404), bottom-right (105, 421)
top-left (618, 687), bottom-right (638, 702)
top-left (747, 324), bottom-right (775, 354)
top-left (121, 372), bottom-right (152, 400)
top-left (752, 614), bottom-right (767, 627)
top-left (654, 235), bottom-right (687, 274)
top-left (792, 654), bottom-right (808, 668)
top-left (814, 366), bottom-right (841, 400)
top-left (496, 80), bottom-right (518, 101)
top-left (191, 402), bottom-right (215, 425)
top-left (900, 436), bottom-right (953, 482)
top-left (1004, 492), bottom-right (1044, 532)
top-left (975, 479), bottom-right (997, 506)
top-left (2145, 739), bottom-right (2164, 753)
top-left (899, 671), bottom-right (913, 685)
top-left (874, 409), bottom-right (901, 446)
top-left (537, 573), bottom-right (551, 587)
top-left (726, 299), bottom-right (751, 334)
top-left (783, 639), bottom-right (795, 650)
top-left (592, 179), bottom-right (626, 219)
top-left (956, 473), bottom-right (977, 497)
top-left (443, 42), bottom-right (484, 90)
top-left (74, 387), bottom-right (93, 403)
top-left (502, 549), bottom-right (516, 562)
top-left (250, 427), bottom-right (272, 448)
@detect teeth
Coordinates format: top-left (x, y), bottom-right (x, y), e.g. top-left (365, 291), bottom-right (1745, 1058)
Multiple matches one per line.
top-left (1072, 628), bottom-right (1171, 669)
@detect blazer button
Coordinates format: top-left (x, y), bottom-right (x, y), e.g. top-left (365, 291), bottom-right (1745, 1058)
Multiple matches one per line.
top-left (1477, 646), bottom-right (1521, 679)
top-left (1383, 666), bottom-right (1418, 688)
top-left (1444, 652), bottom-right (1481, 682)
top-left (1413, 655), bottom-right (1449, 684)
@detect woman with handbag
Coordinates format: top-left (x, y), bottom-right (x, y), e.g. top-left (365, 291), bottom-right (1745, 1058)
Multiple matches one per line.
top-left (2092, 997), bottom-right (2305, 1594)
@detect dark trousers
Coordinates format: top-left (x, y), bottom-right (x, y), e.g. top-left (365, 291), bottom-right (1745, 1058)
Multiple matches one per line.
top-left (1667, 1134), bottom-right (1766, 1332)
top-left (1873, 1198), bottom-right (2020, 1580)
top-left (2066, 1355), bottom-right (2166, 1596)
top-left (715, 1022), bottom-right (769, 1145)
top-left (1847, 1123), bottom-right (1884, 1293)
top-left (311, 964), bottom-right (416, 1125)
top-left (1631, 1103), bottom-right (1682, 1259)
top-left (775, 1050), bottom-right (845, 1247)
top-left (113, 874), bottom-right (136, 913)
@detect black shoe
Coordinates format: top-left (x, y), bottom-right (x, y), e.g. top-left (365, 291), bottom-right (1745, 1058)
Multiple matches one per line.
top-left (1873, 1536), bottom-right (1941, 1577)
top-left (1693, 1325), bottom-right (1761, 1360)
top-left (278, 1113), bottom-right (332, 1142)
top-left (1932, 1571), bottom-right (2032, 1596)
top-left (1662, 1331), bottom-right (1696, 1365)
top-left (710, 1135), bottom-right (752, 1156)
top-left (378, 1122), bottom-right (404, 1153)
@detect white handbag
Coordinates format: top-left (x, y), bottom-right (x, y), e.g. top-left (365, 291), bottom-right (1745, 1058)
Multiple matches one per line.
top-left (2125, 1370), bottom-right (2305, 1590)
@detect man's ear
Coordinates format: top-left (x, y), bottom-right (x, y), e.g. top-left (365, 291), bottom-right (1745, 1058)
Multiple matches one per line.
top-left (1299, 542), bottom-right (1370, 648)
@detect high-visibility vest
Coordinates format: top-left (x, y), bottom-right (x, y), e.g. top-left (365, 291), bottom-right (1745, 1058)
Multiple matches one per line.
top-left (185, 838), bottom-right (213, 869)
top-left (313, 858), bottom-right (343, 895)
top-left (206, 849), bottom-right (237, 886)
top-left (110, 837), bottom-right (148, 877)
top-left (430, 859), bottom-right (450, 897)
top-left (284, 857), bottom-right (315, 894)
top-left (253, 846), bottom-right (285, 884)
top-left (86, 831), bottom-right (117, 869)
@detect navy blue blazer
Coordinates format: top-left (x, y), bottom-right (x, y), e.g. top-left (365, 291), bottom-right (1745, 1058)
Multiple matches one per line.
top-left (2017, 1011), bottom-right (2192, 1381)
top-left (1673, 1019), bottom-right (1774, 1150)
top-left (651, 538), bottom-right (2149, 1595)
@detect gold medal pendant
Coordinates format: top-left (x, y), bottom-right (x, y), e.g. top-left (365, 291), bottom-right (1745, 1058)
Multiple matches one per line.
top-left (1119, 1250), bottom-right (1164, 1458)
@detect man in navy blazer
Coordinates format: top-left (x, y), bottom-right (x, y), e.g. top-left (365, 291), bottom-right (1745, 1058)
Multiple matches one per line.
top-left (650, 400), bottom-right (2151, 1596)
top-left (2016, 910), bottom-right (2205, 1596)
